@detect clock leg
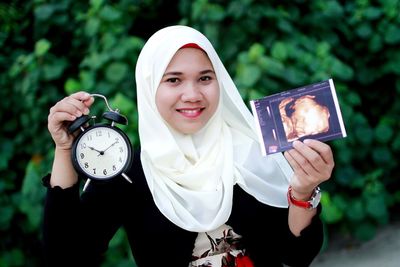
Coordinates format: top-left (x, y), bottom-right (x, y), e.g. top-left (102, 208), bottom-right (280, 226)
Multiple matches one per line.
top-left (122, 173), bottom-right (133, 183)
top-left (83, 179), bottom-right (91, 191)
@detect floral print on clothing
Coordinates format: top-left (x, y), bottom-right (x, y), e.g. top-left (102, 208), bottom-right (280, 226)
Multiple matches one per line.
top-left (189, 225), bottom-right (254, 267)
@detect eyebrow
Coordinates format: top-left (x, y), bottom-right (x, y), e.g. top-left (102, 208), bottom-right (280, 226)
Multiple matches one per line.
top-left (163, 69), bottom-right (215, 77)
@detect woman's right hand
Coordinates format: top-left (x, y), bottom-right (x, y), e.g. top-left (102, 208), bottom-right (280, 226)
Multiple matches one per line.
top-left (48, 91), bottom-right (94, 150)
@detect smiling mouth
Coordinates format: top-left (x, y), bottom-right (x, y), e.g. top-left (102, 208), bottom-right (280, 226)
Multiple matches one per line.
top-left (177, 108), bottom-right (205, 118)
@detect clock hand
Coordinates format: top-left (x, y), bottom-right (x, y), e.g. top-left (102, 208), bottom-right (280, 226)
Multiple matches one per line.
top-left (88, 146), bottom-right (104, 156)
top-left (103, 141), bottom-right (118, 153)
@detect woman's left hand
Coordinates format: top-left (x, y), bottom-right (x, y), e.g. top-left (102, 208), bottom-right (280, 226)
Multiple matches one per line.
top-left (284, 139), bottom-right (334, 196)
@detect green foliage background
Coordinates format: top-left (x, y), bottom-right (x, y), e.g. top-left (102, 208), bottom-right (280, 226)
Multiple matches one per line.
top-left (1, 0), bottom-right (400, 266)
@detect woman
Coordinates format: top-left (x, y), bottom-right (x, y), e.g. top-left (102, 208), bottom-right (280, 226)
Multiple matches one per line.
top-left (44, 25), bottom-right (334, 267)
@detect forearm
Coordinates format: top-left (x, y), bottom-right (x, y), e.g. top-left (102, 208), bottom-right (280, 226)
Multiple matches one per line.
top-left (288, 190), bottom-right (317, 237)
top-left (50, 147), bottom-right (78, 188)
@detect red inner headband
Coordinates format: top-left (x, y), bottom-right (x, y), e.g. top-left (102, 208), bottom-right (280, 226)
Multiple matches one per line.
top-left (180, 43), bottom-right (203, 50)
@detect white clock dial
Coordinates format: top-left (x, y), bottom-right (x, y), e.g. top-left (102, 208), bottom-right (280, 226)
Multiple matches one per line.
top-left (74, 126), bottom-right (130, 179)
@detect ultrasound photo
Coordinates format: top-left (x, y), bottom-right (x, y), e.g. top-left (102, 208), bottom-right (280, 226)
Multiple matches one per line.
top-left (250, 79), bottom-right (347, 155)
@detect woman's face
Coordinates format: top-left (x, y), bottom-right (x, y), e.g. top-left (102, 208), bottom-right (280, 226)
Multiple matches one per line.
top-left (156, 48), bottom-right (220, 134)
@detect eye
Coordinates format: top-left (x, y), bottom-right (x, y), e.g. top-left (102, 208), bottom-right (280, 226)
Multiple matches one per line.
top-left (199, 76), bottom-right (212, 82)
top-left (166, 77), bottom-right (179, 83)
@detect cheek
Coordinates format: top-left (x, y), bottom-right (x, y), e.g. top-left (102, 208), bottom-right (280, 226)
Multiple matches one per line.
top-left (155, 87), bottom-right (166, 115)
top-left (155, 85), bottom-right (177, 118)
top-left (208, 84), bottom-right (220, 110)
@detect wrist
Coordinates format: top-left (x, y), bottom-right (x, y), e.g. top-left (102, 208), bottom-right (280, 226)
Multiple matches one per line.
top-left (290, 188), bottom-right (314, 201)
top-left (55, 146), bottom-right (72, 154)
top-left (287, 186), bottom-right (322, 210)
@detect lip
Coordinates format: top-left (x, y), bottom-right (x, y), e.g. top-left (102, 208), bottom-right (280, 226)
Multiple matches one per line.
top-left (176, 107), bottom-right (205, 118)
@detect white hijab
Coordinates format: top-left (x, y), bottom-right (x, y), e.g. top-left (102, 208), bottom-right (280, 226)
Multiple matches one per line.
top-left (135, 25), bottom-right (293, 232)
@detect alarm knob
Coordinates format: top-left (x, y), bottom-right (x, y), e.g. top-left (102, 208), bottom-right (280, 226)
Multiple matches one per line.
top-left (68, 115), bottom-right (91, 133)
top-left (102, 111), bottom-right (128, 125)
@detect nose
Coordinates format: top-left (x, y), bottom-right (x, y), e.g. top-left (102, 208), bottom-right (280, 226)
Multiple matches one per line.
top-left (181, 82), bottom-right (202, 102)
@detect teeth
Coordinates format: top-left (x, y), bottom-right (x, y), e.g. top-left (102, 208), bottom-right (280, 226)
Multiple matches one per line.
top-left (180, 109), bottom-right (201, 114)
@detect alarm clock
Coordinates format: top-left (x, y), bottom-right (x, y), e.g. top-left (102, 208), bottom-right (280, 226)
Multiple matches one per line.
top-left (68, 94), bottom-right (133, 190)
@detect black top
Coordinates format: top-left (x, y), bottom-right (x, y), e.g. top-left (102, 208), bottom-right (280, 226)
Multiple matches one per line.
top-left (42, 149), bottom-right (323, 267)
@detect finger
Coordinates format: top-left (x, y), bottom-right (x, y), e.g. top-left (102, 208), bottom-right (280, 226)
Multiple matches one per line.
top-left (303, 139), bottom-right (334, 166)
top-left (285, 151), bottom-right (319, 193)
top-left (52, 96), bottom-right (89, 117)
top-left (289, 148), bottom-right (320, 178)
top-left (284, 150), bottom-right (307, 177)
top-left (293, 140), bottom-right (326, 167)
top-left (83, 96), bottom-right (95, 108)
top-left (71, 91), bottom-right (95, 109)
top-left (70, 91), bottom-right (92, 101)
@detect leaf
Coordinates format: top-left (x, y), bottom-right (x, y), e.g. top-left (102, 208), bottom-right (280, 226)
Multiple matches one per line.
top-left (99, 5), bottom-right (121, 21)
top-left (34, 39), bottom-right (51, 57)
top-left (206, 4), bottom-right (225, 21)
top-left (43, 58), bottom-right (67, 80)
top-left (258, 56), bottom-right (285, 77)
top-left (79, 70), bottom-right (95, 91)
top-left (248, 43), bottom-right (265, 62)
top-left (111, 93), bottom-right (136, 114)
top-left (105, 62), bottom-right (128, 83)
top-left (19, 159), bottom-right (46, 230)
top-left (392, 133), bottom-right (400, 152)
top-left (365, 195), bottom-right (388, 220)
top-left (384, 24), bottom-right (400, 44)
top-left (316, 42), bottom-right (331, 58)
top-left (330, 59), bottom-right (354, 80)
top-left (90, 0), bottom-right (104, 10)
top-left (372, 146), bottom-right (392, 164)
top-left (363, 7), bottom-right (382, 20)
top-left (236, 63), bottom-right (261, 87)
top-left (320, 192), bottom-right (344, 224)
top-left (65, 78), bottom-right (81, 94)
top-left (355, 126), bottom-right (373, 145)
top-left (34, 4), bottom-right (54, 20)
top-left (0, 206), bottom-right (14, 230)
top-left (374, 122), bottom-right (393, 144)
top-left (354, 222), bottom-right (376, 241)
top-left (271, 42), bottom-right (287, 61)
top-left (345, 199), bottom-right (365, 222)
top-left (0, 141), bottom-right (13, 170)
top-left (355, 23), bottom-right (372, 39)
top-left (368, 34), bottom-right (382, 52)
top-left (85, 18), bottom-right (100, 37)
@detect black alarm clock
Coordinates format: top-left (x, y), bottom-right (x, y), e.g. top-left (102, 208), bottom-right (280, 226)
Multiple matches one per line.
top-left (68, 94), bottom-right (133, 190)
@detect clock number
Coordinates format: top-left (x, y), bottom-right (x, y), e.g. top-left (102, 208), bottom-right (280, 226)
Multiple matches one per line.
top-left (119, 147), bottom-right (123, 153)
top-left (108, 132), bottom-right (111, 138)
top-left (84, 162), bottom-right (89, 168)
top-left (87, 135), bottom-right (92, 141)
top-left (93, 168), bottom-right (96, 174)
top-left (80, 143), bottom-right (86, 149)
top-left (96, 130), bottom-right (102, 137)
top-left (103, 169), bottom-right (107, 175)
top-left (112, 165), bottom-right (116, 171)
top-left (115, 137), bottom-right (119, 143)
top-left (119, 157), bottom-right (122, 163)
top-left (80, 153), bottom-right (85, 159)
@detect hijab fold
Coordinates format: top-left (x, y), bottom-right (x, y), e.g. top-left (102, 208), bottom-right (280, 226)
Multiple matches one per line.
top-left (136, 25), bottom-right (293, 232)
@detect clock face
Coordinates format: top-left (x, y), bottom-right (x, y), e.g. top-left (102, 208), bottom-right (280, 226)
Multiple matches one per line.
top-left (73, 125), bottom-right (131, 180)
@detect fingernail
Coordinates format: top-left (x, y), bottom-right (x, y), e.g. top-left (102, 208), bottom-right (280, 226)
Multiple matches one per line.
top-left (76, 111), bottom-right (82, 117)
top-left (304, 139), bottom-right (312, 144)
top-left (83, 108), bottom-right (89, 115)
top-left (292, 140), bottom-right (301, 146)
